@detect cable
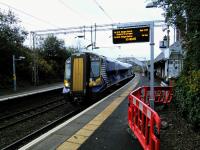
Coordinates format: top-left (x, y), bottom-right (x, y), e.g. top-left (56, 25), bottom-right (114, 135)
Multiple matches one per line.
top-left (0, 1), bottom-right (60, 28)
top-left (93, 0), bottom-right (113, 22)
top-left (57, 0), bottom-right (91, 23)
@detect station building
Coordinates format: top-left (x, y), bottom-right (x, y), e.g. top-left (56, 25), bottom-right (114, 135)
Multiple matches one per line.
top-left (154, 39), bottom-right (183, 83)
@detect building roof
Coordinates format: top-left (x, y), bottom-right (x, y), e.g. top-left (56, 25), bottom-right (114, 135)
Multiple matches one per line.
top-left (154, 51), bottom-right (167, 63)
top-left (170, 41), bottom-right (182, 52)
top-left (154, 41), bottom-right (183, 64)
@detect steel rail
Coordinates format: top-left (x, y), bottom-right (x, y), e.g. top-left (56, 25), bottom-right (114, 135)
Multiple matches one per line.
top-left (0, 96), bottom-right (64, 121)
top-left (1, 108), bottom-right (81, 150)
top-left (0, 98), bottom-right (66, 130)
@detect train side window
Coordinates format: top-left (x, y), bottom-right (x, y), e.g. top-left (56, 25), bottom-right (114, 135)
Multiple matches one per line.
top-left (65, 63), bottom-right (71, 79)
top-left (91, 61), bottom-right (100, 78)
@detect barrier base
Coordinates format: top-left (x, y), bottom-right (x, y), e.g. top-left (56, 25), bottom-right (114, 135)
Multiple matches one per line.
top-left (127, 127), bottom-right (137, 140)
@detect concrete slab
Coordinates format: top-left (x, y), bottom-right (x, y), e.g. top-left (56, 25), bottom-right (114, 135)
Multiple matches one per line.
top-left (78, 100), bottom-right (142, 150)
top-left (27, 134), bottom-right (66, 150)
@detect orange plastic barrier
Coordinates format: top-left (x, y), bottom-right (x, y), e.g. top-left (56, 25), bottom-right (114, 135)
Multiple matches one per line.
top-left (128, 86), bottom-right (173, 150)
top-left (141, 86), bottom-right (173, 105)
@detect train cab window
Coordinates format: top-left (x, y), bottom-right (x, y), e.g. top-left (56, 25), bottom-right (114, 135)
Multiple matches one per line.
top-left (91, 61), bottom-right (100, 78)
top-left (65, 63), bottom-right (71, 79)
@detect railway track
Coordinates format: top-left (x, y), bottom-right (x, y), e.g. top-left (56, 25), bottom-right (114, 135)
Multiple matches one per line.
top-left (1, 108), bottom-right (82, 150)
top-left (0, 97), bottom-right (66, 130)
top-left (0, 78), bottom-right (133, 149)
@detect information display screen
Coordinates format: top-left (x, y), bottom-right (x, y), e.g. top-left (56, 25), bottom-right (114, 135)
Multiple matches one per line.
top-left (112, 27), bottom-right (150, 44)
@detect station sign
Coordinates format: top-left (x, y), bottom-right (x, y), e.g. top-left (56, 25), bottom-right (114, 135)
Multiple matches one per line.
top-left (112, 27), bottom-right (150, 44)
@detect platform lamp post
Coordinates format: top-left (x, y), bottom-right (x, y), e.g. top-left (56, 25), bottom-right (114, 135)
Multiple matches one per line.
top-left (146, 2), bottom-right (158, 109)
top-left (146, 1), bottom-right (170, 48)
top-left (150, 22), bottom-right (155, 109)
top-left (146, 1), bottom-right (169, 109)
top-left (12, 55), bottom-right (25, 91)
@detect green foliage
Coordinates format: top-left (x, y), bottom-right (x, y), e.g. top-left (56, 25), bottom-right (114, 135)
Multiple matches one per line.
top-left (0, 10), bottom-right (27, 46)
top-left (0, 10), bottom-right (28, 88)
top-left (174, 71), bottom-right (200, 128)
top-left (39, 35), bottom-right (72, 82)
top-left (183, 32), bottom-right (200, 73)
top-left (15, 47), bottom-right (33, 81)
top-left (0, 10), bottom-right (73, 89)
top-left (156, 0), bottom-right (200, 127)
top-left (37, 57), bottom-right (55, 83)
top-left (41, 35), bottom-right (65, 59)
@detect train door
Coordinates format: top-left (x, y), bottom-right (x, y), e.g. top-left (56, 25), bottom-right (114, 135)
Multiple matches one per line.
top-left (71, 54), bottom-right (86, 95)
top-left (71, 53), bottom-right (89, 96)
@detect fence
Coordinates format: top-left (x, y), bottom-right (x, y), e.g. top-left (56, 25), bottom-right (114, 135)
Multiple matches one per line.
top-left (128, 86), bottom-right (173, 150)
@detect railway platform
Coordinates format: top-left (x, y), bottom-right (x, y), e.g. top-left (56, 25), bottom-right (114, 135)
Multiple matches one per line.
top-left (19, 74), bottom-right (160, 150)
top-left (0, 83), bottom-right (63, 102)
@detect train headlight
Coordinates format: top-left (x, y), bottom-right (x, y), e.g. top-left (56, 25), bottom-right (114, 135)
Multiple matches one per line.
top-left (64, 80), bottom-right (70, 87)
top-left (89, 77), bottom-right (102, 87)
top-left (89, 78), bottom-right (94, 87)
top-left (95, 77), bottom-right (101, 85)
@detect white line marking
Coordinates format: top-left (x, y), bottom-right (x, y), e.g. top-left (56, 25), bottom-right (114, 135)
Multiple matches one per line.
top-left (147, 109), bottom-right (151, 119)
top-left (139, 101), bottom-right (143, 111)
top-left (133, 98), bottom-right (136, 105)
top-left (19, 76), bottom-right (138, 150)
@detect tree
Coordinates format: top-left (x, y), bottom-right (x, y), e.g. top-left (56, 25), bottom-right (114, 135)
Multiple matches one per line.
top-left (0, 10), bottom-right (28, 88)
top-left (156, 0), bottom-right (200, 128)
top-left (39, 35), bottom-right (72, 81)
top-left (41, 35), bottom-right (65, 59)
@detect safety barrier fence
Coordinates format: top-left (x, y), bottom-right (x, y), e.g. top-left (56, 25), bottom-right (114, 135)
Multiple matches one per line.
top-left (133, 86), bottom-right (173, 106)
top-left (128, 86), bottom-right (173, 150)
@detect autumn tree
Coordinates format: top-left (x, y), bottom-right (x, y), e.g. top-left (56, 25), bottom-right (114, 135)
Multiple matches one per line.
top-left (39, 35), bottom-right (72, 81)
top-left (0, 10), bottom-right (29, 88)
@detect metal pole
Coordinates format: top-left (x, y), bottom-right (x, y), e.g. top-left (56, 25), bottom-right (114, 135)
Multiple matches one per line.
top-left (77, 37), bottom-right (80, 52)
top-left (174, 27), bottom-right (176, 43)
top-left (94, 23), bottom-right (96, 48)
top-left (150, 22), bottom-right (155, 109)
top-left (91, 26), bottom-right (93, 50)
top-left (32, 32), bottom-right (37, 86)
top-left (167, 24), bottom-right (170, 48)
top-left (83, 26), bottom-right (85, 40)
top-left (12, 55), bottom-right (16, 91)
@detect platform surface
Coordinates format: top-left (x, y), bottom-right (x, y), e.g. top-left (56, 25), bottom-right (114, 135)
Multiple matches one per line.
top-left (0, 83), bottom-right (63, 102)
top-left (20, 74), bottom-right (159, 150)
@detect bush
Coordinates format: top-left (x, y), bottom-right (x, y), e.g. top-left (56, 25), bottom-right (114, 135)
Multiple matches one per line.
top-left (174, 70), bottom-right (200, 128)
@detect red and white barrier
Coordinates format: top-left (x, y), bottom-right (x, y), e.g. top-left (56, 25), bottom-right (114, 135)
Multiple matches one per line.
top-left (128, 86), bottom-right (173, 150)
top-left (141, 86), bottom-right (173, 105)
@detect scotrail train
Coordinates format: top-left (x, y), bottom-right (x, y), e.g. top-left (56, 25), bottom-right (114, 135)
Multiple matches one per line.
top-left (63, 51), bottom-right (134, 104)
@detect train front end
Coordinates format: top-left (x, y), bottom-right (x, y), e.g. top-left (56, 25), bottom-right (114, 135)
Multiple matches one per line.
top-left (63, 52), bottom-right (106, 103)
top-left (63, 53), bottom-right (90, 103)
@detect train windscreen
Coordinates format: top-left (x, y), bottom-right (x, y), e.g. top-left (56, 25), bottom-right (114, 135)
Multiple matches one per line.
top-left (65, 63), bottom-right (71, 79)
top-left (91, 61), bottom-right (100, 78)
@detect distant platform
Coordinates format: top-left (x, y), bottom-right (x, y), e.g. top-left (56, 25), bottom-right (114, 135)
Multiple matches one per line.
top-left (0, 83), bottom-right (63, 102)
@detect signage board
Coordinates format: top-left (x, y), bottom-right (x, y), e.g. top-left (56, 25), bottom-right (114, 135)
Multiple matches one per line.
top-left (112, 27), bottom-right (150, 44)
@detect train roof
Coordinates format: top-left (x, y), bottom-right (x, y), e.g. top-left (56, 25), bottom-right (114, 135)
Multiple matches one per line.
top-left (84, 52), bottom-right (132, 69)
top-left (105, 57), bottom-right (132, 71)
top-left (66, 51), bottom-right (132, 71)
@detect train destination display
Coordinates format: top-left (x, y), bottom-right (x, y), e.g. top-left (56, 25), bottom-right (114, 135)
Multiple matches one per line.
top-left (112, 27), bottom-right (150, 44)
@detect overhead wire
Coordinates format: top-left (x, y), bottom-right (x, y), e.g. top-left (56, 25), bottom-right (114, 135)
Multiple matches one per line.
top-left (57, 0), bottom-right (92, 23)
top-left (92, 0), bottom-right (113, 23)
top-left (0, 1), bottom-right (60, 28)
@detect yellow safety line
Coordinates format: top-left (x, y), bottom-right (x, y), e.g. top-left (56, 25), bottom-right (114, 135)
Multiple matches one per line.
top-left (57, 79), bottom-right (138, 150)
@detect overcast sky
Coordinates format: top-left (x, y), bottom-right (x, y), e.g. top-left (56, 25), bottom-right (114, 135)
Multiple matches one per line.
top-left (0, 0), bottom-right (174, 60)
